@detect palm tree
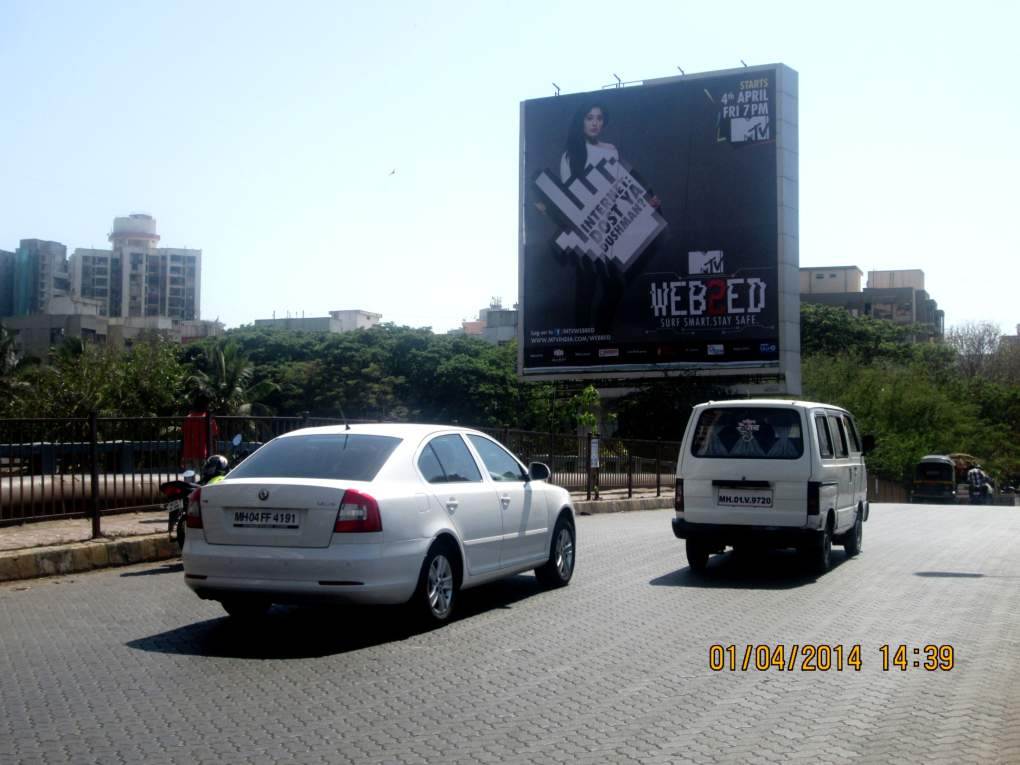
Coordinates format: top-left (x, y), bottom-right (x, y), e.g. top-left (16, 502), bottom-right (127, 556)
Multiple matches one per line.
top-left (186, 341), bottom-right (277, 415)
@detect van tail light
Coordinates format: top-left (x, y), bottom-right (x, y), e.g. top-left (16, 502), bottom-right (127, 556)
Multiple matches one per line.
top-left (674, 479), bottom-right (684, 514)
top-left (807, 482), bottom-right (820, 516)
top-left (186, 487), bottom-right (203, 528)
top-left (335, 490), bottom-right (382, 533)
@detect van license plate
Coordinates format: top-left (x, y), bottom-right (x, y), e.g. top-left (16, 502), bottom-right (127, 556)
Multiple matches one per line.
top-left (717, 490), bottom-right (773, 508)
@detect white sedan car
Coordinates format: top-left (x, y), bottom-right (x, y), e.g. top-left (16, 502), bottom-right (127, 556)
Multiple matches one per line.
top-left (182, 424), bottom-right (576, 623)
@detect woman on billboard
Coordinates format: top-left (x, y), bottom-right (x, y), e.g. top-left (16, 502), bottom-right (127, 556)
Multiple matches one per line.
top-left (559, 102), bottom-right (659, 209)
top-left (556, 102), bottom-right (661, 332)
top-left (560, 103), bottom-right (619, 183)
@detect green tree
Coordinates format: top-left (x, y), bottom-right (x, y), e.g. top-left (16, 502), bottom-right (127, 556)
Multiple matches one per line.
top-left (800, 303), bottom-right (919, 361)
top-left (0, 326), bottom-right (30, 416)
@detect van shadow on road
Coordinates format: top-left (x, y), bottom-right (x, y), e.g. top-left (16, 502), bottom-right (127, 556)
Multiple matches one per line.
top-left (650, 548), bottom-right (852, 590)
top-left (127, 573), bottom-right (547, 660)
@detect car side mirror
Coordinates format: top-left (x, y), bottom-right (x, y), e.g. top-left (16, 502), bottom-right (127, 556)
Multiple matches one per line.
top-left (861, 434), bottom-right (876, 455)
top-left (182, 469), bottom-right (197, 482)
top-left (231, 433), bottom-right (243, 447)
top-left (528, 462), bottom-right (551, 482)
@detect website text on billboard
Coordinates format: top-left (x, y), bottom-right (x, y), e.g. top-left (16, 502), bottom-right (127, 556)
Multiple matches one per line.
top-left (518, 64), bottom-right (799, 388)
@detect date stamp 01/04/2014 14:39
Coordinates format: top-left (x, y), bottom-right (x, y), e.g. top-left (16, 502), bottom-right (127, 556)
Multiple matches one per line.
top-left (708, 644), bottom-right (956, 673)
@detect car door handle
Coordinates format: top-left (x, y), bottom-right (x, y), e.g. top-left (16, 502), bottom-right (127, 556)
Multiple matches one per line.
top-left (445, 498), bottom-right (458, 512)
top-left (499, 494), bottom-right (511, 509)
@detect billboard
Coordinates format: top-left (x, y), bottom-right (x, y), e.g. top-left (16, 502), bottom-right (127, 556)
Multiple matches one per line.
top-left (518, 64), bottom-right (799, 392)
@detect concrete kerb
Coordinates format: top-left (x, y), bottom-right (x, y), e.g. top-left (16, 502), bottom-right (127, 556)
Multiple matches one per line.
top-left (0, 534), bottom-right (179, 584)
top-left (0, 491), bottom-right (675, 584)
top-left (575, 494), bottom-right (674, 515)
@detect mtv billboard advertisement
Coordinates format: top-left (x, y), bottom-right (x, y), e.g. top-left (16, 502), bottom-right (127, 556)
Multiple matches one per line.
top-left (519, 65), bottom-right (798, 383)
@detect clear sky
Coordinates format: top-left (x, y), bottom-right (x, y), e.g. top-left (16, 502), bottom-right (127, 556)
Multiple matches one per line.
top-left (2, 1), bottom-right (1017, 335)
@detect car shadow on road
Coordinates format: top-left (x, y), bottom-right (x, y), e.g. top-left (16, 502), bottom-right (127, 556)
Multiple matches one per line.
top-left (126, 574), bottom-right (547, 659)
top-left (650, 548), bottom-right (850, 590)
top-left (120, 562), bottom-right (183, 577)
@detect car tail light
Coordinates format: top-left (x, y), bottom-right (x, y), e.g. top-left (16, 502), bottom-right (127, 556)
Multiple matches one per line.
top-left (807, 482), bottom-right (820, 516)
top-left (674, 479), bottom-right (684, 513)
top-left (186, 487), bottom-right (203, 528)
top-left (335, 490), bottom-right (382, 533)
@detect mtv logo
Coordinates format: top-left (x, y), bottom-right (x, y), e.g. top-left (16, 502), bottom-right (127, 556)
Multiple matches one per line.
top-left (689, 250), bottom-right (724, 275)
top-left (731, 116), bottom-right (770, 143)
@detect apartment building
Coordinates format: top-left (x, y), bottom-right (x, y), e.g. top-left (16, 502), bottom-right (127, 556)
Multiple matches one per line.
top-left (1, 214), bottom-right (218, 356)
top-left (5, 239), bottom-right (71, 316)
top-left (254, 309), bottom-right (382, 334)
top-left (71, 214), bottom-right (201, 321)
top-left (799, 266), bottom-right (944, 338)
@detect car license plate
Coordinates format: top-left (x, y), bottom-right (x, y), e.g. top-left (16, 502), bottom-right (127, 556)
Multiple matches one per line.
top-left (166, 499), bottom-right (183, 513)
top-left (232, 510), bottom-right (301, 529)
top-left (717, 489), bottom-right (773, 508)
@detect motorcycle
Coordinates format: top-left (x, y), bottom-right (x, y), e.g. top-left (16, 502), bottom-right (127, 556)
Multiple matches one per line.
top-left (159, 470), bottom-right (201, 550)
top-left (160, 435), bottom-right (251, 550)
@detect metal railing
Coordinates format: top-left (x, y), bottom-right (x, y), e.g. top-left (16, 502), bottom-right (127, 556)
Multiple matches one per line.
top-left (0, 415), bottom-right (680, 532)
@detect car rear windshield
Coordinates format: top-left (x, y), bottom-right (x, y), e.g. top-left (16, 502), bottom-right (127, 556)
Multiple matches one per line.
top-left (227, 434), bottom-right (401, 481)
top-left (690, 407), bottom-right (804, 459)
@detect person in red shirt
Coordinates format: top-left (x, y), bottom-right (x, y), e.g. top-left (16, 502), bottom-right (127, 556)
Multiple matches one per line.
top-left (181, 396), bottom-right (219, 472)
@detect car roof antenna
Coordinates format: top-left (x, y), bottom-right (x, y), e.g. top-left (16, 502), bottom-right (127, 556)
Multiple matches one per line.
top-left (338, 405), bottom-right (351, 431)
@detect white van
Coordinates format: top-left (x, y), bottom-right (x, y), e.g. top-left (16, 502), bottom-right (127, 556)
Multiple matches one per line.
top-left (672, 399), bottom-right (872, 573)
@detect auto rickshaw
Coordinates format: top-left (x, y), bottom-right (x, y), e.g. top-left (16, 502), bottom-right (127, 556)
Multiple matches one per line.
top-left (910, 455), bottom-right (957, 504)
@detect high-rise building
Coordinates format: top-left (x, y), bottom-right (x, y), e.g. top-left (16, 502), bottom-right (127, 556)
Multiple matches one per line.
top-left (11, 239), bottom-right (70, 316)
top-left (2, 214), bottom-right (216, 355)
top-left (0, 249), bottom-right (14, 317)
top-left (71, 214), bottom-right (201, 321)
top-left (70, 248), bottom-right (113, 316)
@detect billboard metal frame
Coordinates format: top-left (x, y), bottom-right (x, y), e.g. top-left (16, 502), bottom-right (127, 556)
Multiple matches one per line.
top-left (517, 64), bottom-right (800, 395)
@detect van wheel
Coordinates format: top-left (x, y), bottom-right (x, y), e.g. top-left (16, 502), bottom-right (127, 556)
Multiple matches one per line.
top-left (843, 509), bottom-right (863, 557)
top-left (805, 523), bottom-right (832, 574)
top-left (686, 539), bottom-right (710, 572)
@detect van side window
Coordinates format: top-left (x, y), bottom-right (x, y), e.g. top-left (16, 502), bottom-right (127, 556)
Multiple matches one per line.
top-left (842, 416), bottom-right (862, 453)
top-left (828, 415), bottom-right (849, 458)
top-left (815, 416), bottom-right (834, 459)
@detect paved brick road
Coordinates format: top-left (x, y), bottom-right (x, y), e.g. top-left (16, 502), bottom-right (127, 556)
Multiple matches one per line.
top-left (2, 504), bottom-right (1019, 764)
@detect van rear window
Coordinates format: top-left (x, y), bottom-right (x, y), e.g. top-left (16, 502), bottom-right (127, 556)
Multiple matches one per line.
top-left (691, 407), bottom-right (804, 459)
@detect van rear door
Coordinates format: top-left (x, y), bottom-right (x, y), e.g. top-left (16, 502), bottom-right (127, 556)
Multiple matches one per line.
top-left (680, 406), bottom-right (809, 528)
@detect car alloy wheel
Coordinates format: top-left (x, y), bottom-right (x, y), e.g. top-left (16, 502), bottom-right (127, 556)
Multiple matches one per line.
top-left (554, 526), bottom-right (574, 580)
top-left (427, 553), bottom-right (454, 620)
top-left (536, 517), bottom-right (575, 587)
